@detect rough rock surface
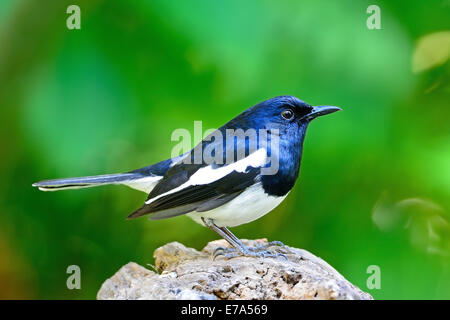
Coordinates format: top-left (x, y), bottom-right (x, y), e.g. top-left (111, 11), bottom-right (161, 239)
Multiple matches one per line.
top-left (97, 239), bottom-right (373, 300)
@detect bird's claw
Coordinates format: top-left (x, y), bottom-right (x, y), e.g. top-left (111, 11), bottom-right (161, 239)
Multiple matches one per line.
top-left (213, 246), bottom-right (238, 260)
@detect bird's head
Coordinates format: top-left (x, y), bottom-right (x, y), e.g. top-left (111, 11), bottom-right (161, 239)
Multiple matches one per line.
top-left (242, 95), bottom-right (341, 134)
top-left (217, 95), bottom-right (341, 168)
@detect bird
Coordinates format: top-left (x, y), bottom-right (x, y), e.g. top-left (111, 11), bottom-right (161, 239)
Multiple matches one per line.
top-left (33, 95), bottom-right (341, 259)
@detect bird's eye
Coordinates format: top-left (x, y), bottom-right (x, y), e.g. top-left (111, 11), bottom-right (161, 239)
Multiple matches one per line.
top-left (281, 109), bottom-right (294, 120)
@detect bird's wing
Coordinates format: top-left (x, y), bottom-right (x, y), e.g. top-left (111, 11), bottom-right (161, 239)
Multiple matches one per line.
top-left (127, 148), bottom-right (267, 220)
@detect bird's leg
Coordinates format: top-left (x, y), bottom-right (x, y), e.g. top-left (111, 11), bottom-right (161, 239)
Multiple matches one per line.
top-left (221, 227), bottom-right (284, 250)
top-left (216, 224), bottom-right (287, 257)
top-left (201, 218), bottom-right (248, 258)
top-left (219, 225), bottom-right (245, 247)
top-left (202, 218), bottom-right (287, 260)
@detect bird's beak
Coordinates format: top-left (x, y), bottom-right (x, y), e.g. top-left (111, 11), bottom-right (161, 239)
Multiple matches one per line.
top-left (306, 105), bottom-right (342, 121)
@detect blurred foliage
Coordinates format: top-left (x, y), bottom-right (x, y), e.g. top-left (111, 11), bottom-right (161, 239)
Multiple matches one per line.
top-left (0, 0), bottom-right (449, 299)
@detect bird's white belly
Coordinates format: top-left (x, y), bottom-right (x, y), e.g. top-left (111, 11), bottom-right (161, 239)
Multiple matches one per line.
top-left (187, 183), bottom-right (287, 227)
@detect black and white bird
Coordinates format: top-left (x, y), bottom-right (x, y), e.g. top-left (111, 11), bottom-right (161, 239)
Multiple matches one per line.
top-left (33, 96), bottom-right (340, 258)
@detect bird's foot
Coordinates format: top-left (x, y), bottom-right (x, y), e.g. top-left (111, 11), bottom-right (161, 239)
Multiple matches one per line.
top-left (248, 241), bottom-right (288, 260)
top-left (255, 240), bottom-right (285, 250)
top-left (247, 247), bottom-right (288, 260)
top-left (213, 243), bottom-right (288, 260)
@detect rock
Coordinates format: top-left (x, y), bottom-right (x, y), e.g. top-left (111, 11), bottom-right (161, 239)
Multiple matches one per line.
top-left (97, 239), bottom-right (373, 300)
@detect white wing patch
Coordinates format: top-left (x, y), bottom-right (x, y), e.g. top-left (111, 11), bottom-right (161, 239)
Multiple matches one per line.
top-left (145, 148), bottom-right (267, 205)
top-left (123, 176), bottom-right (162, 193)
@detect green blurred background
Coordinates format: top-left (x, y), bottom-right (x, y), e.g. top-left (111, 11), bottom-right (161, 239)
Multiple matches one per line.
top-left (0, 0), bottom-right (449, 299)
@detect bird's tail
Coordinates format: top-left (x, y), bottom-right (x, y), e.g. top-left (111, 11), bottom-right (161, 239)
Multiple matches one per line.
top-left (32, 173), bottom-right (142, 191)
